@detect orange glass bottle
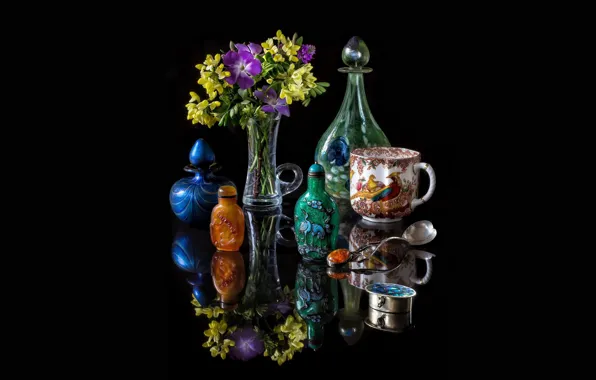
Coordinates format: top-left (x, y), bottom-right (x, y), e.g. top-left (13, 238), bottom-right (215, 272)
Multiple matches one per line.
top-left (210, 185), bottom-right (244, 251)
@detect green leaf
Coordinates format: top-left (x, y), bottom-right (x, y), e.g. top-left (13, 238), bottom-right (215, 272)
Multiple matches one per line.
top-left (317, 85), bottom-right (326, 93)
top-left (296, 36), bottom-right (303, 45)
top-left (302, 98), bottom-right (311, 107)
top-left (317, 82), bottom-right (330, 87)
top-left (309, 89), bottom-right (317, 97)
top-left (238, 89), bottom-right (247, 98)
top-left (314, 87), bottom-right (323, 95)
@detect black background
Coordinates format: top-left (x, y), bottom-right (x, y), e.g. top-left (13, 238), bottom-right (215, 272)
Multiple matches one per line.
top-left (163, 23), bottom-right (462, 377)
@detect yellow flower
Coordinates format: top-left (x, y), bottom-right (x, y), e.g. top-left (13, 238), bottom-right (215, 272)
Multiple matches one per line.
top-left (203, 54), bottom-right (221, 70)
top-left (197, 72), bottom-right (224, 100)
top-left (186, 94), bottom-right (220, 128)
top-left (273, 53), bottom-right (285, 62)
top-left (274, 30), bottom-right (288, 45)
top-left (282, 41), bottom-right (301, 63)
top-left (214, 64), bottom-right (230, 80)
top-left (261, 38), bottom-right (278, 55)
top-left (266, 78), bottom-right (273, 84)
top-left (280, 84), bottom-right (306, 105)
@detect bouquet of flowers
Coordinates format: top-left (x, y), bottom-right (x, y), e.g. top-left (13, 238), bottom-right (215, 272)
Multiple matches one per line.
top-left (192, 285), bottom-right (308, 366)
top-left (186, 30), bottom-right (328, 200)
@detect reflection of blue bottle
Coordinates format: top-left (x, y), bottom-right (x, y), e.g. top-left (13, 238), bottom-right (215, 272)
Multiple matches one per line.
top-left (295, 260), bottom-right (338, 351)
top-left (171, 228), bottom-right (212, 273)
top-left (171, 225), bottom-right (216, 306)
top-left (169, 139), bottom-right (235, 224)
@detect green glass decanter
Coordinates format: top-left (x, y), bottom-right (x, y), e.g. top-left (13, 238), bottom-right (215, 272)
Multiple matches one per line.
top-left (314, 36), bottom-right (391, 200)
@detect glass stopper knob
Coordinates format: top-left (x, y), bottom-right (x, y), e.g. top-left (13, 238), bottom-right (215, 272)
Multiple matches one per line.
top-left (342, 36), bottom-right (370, 67)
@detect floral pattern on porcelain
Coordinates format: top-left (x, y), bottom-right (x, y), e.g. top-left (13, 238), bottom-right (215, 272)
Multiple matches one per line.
top-left (349, 148), bottom-right (421, 220)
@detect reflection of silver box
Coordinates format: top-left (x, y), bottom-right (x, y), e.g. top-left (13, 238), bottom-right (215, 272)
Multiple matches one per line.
top-left (365, 309), bottom-right (412, 333)
top-left (364, 283), bottom-right (416, 333)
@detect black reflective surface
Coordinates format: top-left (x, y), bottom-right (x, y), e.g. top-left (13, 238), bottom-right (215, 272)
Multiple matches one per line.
top-left (165, 26), bottom-right (458, 375)
top-left (169, 197), bottom-right (450, 374)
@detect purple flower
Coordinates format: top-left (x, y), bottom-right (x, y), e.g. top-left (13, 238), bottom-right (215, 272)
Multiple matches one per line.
top-left (267, 300), bottom-right (293, 316)
top-left (235, 43), bottom-right (263, 56)
top-left (223, 50), bottom-right (262, 89)
top-left (228, 327), bottom-right (264, 361)
top-left (298, 44), bottom-right (316, 63)
top-left (254, 87), bottom-right (290, 117)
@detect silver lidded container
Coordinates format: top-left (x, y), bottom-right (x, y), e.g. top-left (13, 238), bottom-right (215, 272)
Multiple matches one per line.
top-left (364, 283), bottom-right (416, 333)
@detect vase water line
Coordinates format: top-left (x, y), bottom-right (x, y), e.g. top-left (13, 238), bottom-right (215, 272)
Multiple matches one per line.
top-left (243, 114), bottom-right (303, 208)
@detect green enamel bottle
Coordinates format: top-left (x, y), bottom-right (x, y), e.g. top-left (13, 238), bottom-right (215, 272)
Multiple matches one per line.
top-left (294, 163), bottom-right (340, 261)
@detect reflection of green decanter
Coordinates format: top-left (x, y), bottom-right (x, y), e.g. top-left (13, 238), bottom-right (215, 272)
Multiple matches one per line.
top-left (314, 36), bottom-right (391, 200)
top-left (295, 260), bottom-right (338, 351)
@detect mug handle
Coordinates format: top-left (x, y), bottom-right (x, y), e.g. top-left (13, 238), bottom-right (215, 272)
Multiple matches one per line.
top-left (408, 249), bottom-right (435, 285)
top-left (276, 163), bottom-right (303, 196)
top-left (411, 162), bottom-right (436, 210)
top-left (276, 214), bottom-right (296, 247)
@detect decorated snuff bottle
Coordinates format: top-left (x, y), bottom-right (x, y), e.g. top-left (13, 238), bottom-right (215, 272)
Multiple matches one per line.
top-left (294, 163), bottom-right (340, 261)
top-left (210, 186), bottom-right (245, 251)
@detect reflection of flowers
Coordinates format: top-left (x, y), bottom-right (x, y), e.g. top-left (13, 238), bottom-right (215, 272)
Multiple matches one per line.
top-left (192, 285), bottom-right (307, 366)
top-left (228, 327), bottom-right (264, 361)
top-left (327, 136), bottom-right (349, 166)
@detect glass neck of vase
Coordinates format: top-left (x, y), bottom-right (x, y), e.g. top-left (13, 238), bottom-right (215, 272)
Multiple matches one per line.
top-left (308, 175), bottom-right (324, 192)
top-left (338, 72), bottom-right (371, 121)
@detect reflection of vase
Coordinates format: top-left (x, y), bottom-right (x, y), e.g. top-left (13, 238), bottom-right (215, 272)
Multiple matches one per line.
top-left (338, 278), bottom-right (365, 346)
top-left (170, 139), bottom-right (235, 224)
top-left (295, 260), bottom-right (338, 351)
top-left (242, 206), bottom-right (293, 308)
top-left (243, 113), bottom-right (303, 207)
top-left (211, 250), bottom-right (246, 309)
top-left (314, 37), bottom-right (390, 200)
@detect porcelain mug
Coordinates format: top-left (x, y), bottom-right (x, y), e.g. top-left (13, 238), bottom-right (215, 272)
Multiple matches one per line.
top-left (349, 147), bottom-right (436, 223)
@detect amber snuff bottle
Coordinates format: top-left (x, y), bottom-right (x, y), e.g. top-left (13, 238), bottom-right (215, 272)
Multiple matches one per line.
top-left (210, 185), bottom-right (245, 251)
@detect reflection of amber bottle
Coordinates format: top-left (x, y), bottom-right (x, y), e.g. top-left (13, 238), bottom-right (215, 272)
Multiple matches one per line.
top-left (210, 186), bottom-right (244, 251)
top-left (211, 250), bottom-right (245, 309)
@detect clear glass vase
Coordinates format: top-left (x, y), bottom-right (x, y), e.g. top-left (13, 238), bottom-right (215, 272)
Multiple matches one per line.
top-left (314, 37), bottom-right (391, 200)
top-left (243, 114), bottom-right (303, 207)
top-left (242, 206), bottom-right (294, 307)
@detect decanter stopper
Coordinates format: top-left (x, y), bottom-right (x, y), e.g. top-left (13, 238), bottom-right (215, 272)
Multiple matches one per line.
top-left (339, 36), bottom-right (372, 73)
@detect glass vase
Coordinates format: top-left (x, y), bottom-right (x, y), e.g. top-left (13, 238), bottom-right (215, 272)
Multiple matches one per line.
top-left (314, 37), bottom-right (391, 200)
top-left (241, 206), bottom-right (294, 308)
top-left (243, 114), bottom-right (303, 207)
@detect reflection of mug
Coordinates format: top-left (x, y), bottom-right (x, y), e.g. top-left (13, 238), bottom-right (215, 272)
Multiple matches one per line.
top-left (348, 250), bottom-right (434, 290)
top-left (349, 218), bottom-right (433, 289)
top-left (349, 147), bottom-right (436, 222)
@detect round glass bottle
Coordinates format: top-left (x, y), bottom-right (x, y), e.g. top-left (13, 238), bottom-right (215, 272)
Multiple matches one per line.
top-left (314, 37), bottom-right (391, 200)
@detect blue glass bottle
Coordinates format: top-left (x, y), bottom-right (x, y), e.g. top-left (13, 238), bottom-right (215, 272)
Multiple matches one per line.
top-left (169, 139), bottom-right (235, 224)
